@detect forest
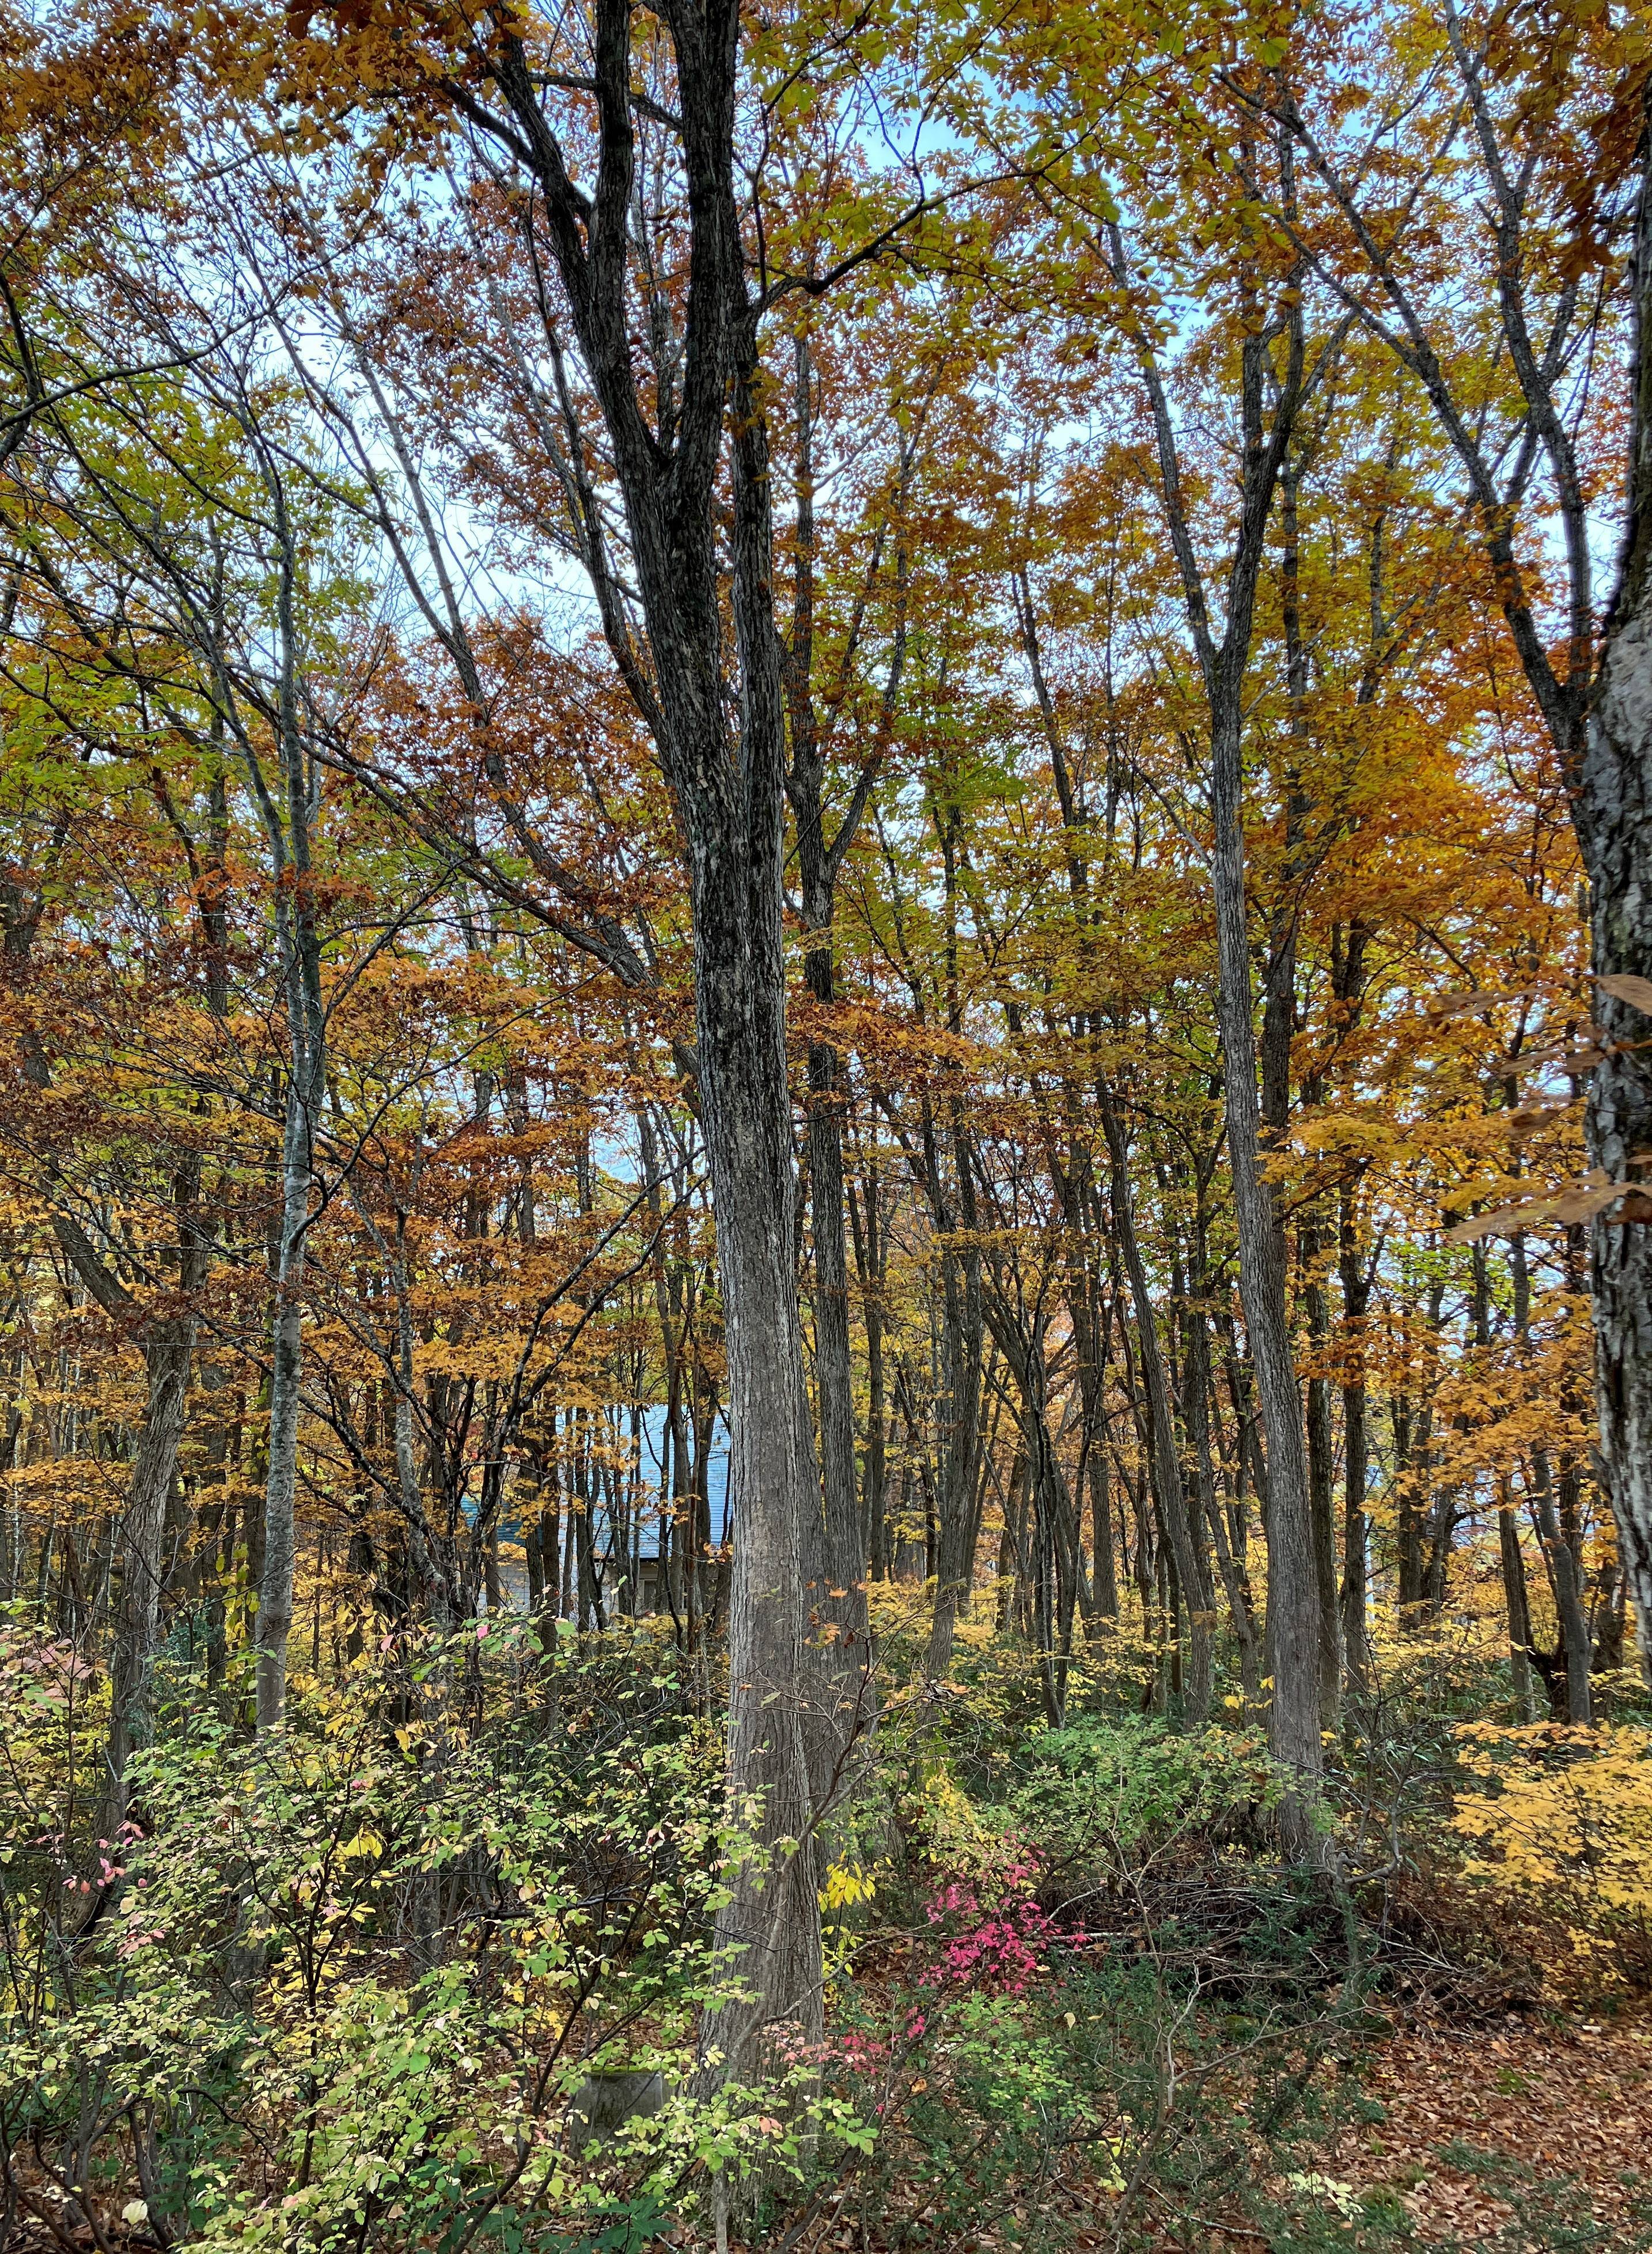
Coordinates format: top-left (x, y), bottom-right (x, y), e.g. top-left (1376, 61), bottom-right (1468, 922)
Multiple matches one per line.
top-left (2, 0), bottom-right (1651, 2249)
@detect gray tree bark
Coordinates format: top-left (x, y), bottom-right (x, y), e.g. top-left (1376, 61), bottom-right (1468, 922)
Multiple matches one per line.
top-left (1582, 101), bottom-right (1652, 1684)
top-left (443, 5), bottom-right (829, 2065)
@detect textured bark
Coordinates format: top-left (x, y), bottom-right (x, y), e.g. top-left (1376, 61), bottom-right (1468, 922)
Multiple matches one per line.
top-left (1582, 102), bottom-right (1652, 1682)
top-left (460, 6), bottom-right (826, 2064)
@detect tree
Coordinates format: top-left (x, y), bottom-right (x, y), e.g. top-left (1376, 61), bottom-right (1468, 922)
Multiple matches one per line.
top-left (271, 0), bottom-right (939, 2064)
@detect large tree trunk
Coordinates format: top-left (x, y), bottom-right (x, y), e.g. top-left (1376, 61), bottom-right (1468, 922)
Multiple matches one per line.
top-left (403, 0), bottom-right (835, 2063)
top-left (1582, 101), bottom-right (1652, 1682)
top-left (693, 844), bottom-right (825, 2061)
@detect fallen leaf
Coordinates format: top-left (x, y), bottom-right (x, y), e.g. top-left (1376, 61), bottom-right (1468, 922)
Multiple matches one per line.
top-left (1596, 973), bottom-right (1652, 1016)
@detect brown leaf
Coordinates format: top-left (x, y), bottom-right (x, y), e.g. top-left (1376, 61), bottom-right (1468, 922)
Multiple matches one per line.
top-left (1446, 1205), bottom-right (1539, 1243)
top-left (1446, 1170), bottom-right (1631, 1239)
top-left (1508, 1037), bottom-right (1604, 1071)
top-left (1547, 1177), bottom-right (1628, 1223)
top-left (1506, 1103), bottom-right (1573, 1141)
top-left (1429, 985), bottom-right (1540, 1020)
top-left (1596, 973), bottom-right (1652, 1016)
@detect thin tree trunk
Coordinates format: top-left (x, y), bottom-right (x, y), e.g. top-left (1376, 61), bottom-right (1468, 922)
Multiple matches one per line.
top-left (848, 1161), bottom-right (889, 1582)
top-left (1303, 1248), bottom-right (1343, 1728)
top-left (1337, 1176), bottom-right (1372, 1693)
top-left (1117, 206), bottom-right (1324, 1852)
top-left (251, 480), bottom-right (326, 1738)
top-left (1497, 1477), bottom-right (1539, 1722)
top-left (1097, 1079), bottom-right (1213, 1721)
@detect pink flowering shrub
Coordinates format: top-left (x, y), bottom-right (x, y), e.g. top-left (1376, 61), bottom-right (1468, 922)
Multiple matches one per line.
top-left (922, 1853), bottom-right (1051, 1994)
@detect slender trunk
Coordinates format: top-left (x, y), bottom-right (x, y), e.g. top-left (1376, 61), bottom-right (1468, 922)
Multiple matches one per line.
top-left (1497, 1477), bottom-right (1539, 1722)
top-left (1337, 1179), bottom-right (1371, 1692)
top-left (1530, 1444), bottom-right (1592, 1722)
top-left (1077, 1281), bottom-right (1120, 1620)
top-left (848, 1164), bottom-right (889, 1582)
top-left (257, 1064), bottom-right (312, 1731)
top-left (1210, 687), bottom-right (1322, 1839)
top-left (253, 485), bottom-right (325, 1737)
top-left (1121, 206), bottom-right (1320, 1847)
top-left (1509, 1235), bottom-right (1591, 1720)
top-left (786, 333), bottom-right (873, 1729)
top-left (1097, 1080), bottom-right (1212, 1720)
top-left (800, 1027), bottom-right (873, 1776)
top-left (923, 811), bottom-right (984, 1674)
top-left (1184, 1288), bottom-right (1259, 1697)
top-left (1303, 1250), bottom-right (1343, 1727)
top-left (103, 1318), bottom-right (192, 1820)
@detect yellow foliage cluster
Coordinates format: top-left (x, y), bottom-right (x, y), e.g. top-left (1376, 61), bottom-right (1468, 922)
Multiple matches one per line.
top-left (1450, 1723), bottom-right (1652, 1991)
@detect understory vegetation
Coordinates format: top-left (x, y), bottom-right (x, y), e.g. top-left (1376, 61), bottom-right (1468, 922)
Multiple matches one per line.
top-left (4, 1603), bottom-right (1651, 2254)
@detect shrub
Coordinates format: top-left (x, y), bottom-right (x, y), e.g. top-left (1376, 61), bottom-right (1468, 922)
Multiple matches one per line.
top-left (1449, 1722), bottom-right (1652, 1991)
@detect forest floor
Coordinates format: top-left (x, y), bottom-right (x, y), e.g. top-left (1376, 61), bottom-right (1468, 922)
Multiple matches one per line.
top-left (1313, 1999), bottom-right (1652, 2247)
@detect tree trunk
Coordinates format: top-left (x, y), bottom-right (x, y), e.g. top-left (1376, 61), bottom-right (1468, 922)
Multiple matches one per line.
top-left (1097, 1079), bottom-right (1212, 1721)
top-left (251, 470), bottom-right (327, 1737)
top-left (103, 1318), bottom-right (192, 1822)
top-left (1582, 99), bottom-right (1652, 1686)
top-left (1337, 1178), bottom-right (1371, 1692)
top-left (784, 330), bottom-right (878, 1784)
top-left (1496, 1477), bottom-right (1539, 1722)
top-left (1119, 215), bottom-right (1323, 1851)
top-left (848, 1162), bottom-right (889, 1582)
top-left (1183, 1288), bottom-right (1259, 1698)
top-left (926, 1223), bottom-right (984, 1674)
top-left (1303, 1250), bottom-right (1343, 1729)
